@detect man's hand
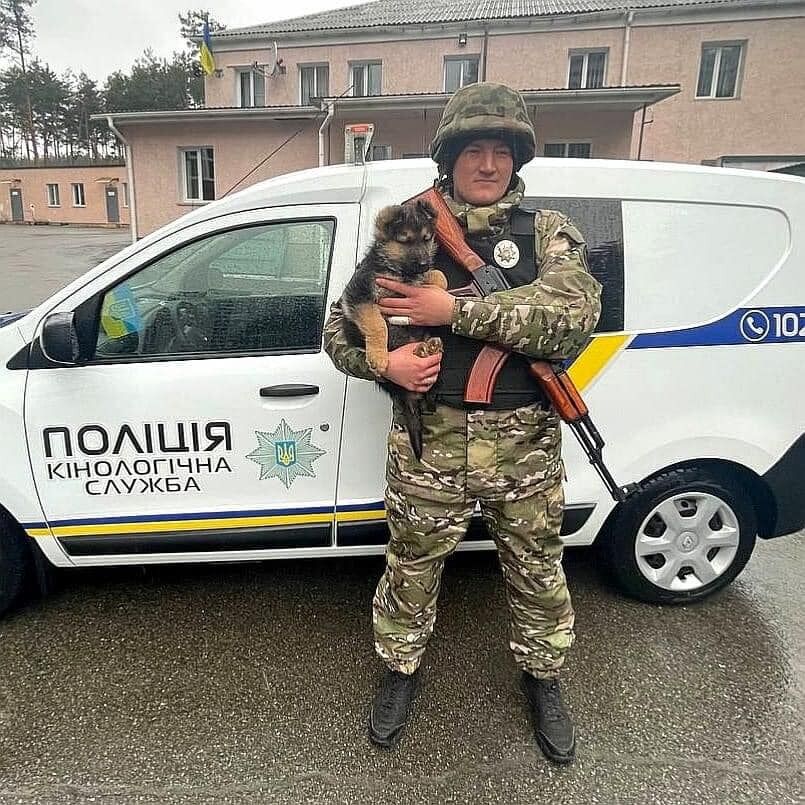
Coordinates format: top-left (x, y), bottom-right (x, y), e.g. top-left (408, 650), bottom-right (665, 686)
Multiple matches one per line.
top-left (376, 277), bottom-right (455, 326)
top-left (382, 342), bottom-right (442, 393)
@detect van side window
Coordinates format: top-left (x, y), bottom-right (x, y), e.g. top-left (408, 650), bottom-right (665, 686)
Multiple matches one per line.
top-left (93, 219), bottom-right (335, 360)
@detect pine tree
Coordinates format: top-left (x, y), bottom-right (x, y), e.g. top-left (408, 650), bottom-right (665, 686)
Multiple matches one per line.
top-left (0, 0), bottom-right (37, 158)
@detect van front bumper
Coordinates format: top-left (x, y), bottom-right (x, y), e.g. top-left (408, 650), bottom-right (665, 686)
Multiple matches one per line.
top-left (762, 433), bottom-right (805, 538)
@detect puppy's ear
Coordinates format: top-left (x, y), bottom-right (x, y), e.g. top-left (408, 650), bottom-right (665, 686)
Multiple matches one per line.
top-left (375, 205), bottom-right (402, 240)
top-left (416, 199), bottom-right (436, 221)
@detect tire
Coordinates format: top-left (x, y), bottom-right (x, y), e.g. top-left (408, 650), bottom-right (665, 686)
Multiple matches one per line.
top-left (0, 514), bottom-right (31, 616)
top-left (602, 467), bottom-right (757, 604)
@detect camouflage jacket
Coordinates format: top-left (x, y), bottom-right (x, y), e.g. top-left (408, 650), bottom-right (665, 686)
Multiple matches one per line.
top-left (322, 206), bottom-right (603, 382)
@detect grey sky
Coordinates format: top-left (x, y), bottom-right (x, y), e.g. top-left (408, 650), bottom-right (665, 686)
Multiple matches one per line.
top-left (28, 0), bottom-right (360, 83)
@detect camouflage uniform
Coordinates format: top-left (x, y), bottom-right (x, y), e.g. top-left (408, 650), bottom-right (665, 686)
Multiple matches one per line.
top-left (323, 82), bottom-right (602, 680)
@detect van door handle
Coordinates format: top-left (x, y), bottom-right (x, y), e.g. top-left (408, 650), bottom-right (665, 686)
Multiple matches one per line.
top-left (260, 384), bottom-right (320, 397)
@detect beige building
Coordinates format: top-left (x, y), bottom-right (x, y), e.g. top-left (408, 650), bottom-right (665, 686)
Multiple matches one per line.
top-left (0, 163), bottom-right (131, 227)
top-left (100, 0), bottom-right (805, 238)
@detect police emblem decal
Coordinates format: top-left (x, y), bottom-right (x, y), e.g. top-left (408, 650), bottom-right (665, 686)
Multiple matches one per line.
top-left (493, 239), bottom-right (520, 269)
top-left (247, 420), bottom-right (326, 488)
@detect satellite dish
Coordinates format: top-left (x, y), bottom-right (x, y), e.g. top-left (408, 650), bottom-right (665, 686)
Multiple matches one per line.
top-left (251, 42), bottom-right (285, 79)
top-left (263, 41), bottom-right (285, 77)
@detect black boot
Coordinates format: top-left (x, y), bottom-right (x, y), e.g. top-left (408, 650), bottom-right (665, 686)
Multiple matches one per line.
top-left (521, 673), bottom-right (576, 764)
top-left (368, 668), bottom-right (420, 748)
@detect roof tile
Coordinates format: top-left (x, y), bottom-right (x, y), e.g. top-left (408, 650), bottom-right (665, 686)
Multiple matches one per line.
top-left (218, 0), bottom-right (736, 37)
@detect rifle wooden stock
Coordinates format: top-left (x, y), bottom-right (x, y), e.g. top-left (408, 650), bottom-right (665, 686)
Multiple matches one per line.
top-left (556, 367), bottom-right (589, 418)
top-left (529, 361), bottom-right (585, 422)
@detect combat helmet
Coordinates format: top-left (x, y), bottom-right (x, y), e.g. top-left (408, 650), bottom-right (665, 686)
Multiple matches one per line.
top-left (431, 82), bottom-right (536, 174)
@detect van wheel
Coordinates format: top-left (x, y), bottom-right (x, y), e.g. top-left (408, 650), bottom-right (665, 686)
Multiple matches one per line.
top-left (0, 515), bottom-right (31, 615)
top-left (603, 467), bottom-right (756, 604)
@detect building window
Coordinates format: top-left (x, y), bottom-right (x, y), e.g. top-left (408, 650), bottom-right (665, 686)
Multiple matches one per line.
top-left (369, 145), bottom-right (392, 161)
top-left (568, 50), bottom-right (607, 89)
top-left (696, 43), bottom-right (743, 98)
top-left (122, 182), bottom-right (129, 207)
top-left (46, 183), bottom-right (60, 207)
top-left (237, 69), bottom-right (265, 107)
top-left (300, 64), bottom-right (329, 105)
top-left (350, 62), bottom-right (381, 97)
top-left (444, 57), bottom-right (479, 92)
top-left (71, 183), bottom-right (86, 207)
top-left (181, 147), bottom-right (215, 202)
top-left (544, 142), bottom-right (592, 158)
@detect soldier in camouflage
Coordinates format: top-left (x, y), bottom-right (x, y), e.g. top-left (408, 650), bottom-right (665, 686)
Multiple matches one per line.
top-left (323, 82), bottom-right (602, 763)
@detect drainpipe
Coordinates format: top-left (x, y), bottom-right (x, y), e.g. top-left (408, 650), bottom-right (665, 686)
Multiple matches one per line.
top-left (637, 103), bottom-right (647, 160)
top-left (481, 28), bottom-right (489, 81)
top-left (620, 10), bottom-right (634, 86)
top-left (318, 100), bottom-right (334, 167)
top-left (106, 115), bottom-right (138, 243)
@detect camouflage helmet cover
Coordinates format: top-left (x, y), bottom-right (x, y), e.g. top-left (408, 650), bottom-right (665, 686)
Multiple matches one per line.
top-left (431, 82), bottom-right (536, 174)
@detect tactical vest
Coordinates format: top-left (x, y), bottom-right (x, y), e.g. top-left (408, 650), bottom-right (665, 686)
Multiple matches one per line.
top-left (432, 207), bottom-right (550, 410)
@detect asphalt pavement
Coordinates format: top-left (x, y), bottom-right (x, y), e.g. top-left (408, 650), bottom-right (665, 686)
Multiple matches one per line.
top-left (0, 225), bottom-right (801, 804)
top-left (0, 539), bottom-right (801, 804)
top-left (0, 224), bottom-right (131, 312)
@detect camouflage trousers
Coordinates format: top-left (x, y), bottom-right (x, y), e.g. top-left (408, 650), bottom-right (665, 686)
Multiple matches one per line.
top-left (373, 400), bottom-right (575, 678)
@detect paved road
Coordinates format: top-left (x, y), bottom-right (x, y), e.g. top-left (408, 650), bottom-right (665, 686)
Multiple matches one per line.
top-left (0, 224), bottom-right (131, 312)
top-left (0, 226), bottom-right (802, 804)
top-left (0, 539), bottom-right (801, 804)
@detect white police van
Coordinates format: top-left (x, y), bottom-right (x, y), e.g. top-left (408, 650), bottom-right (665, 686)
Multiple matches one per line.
top-left (0, 158), bottom-right (802, 613)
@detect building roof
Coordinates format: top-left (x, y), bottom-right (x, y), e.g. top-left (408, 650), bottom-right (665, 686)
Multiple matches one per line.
top-left (97, 85), bottom-right (680, 124)
top-left (217, 0), bottom-right (740, 37)
top-left (93, 106), bottom-right (320, 125)
top-left (325, 84), bottom-right (680, 112)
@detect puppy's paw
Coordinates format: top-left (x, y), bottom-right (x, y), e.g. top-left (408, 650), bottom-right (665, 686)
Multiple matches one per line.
top-left (423, 269), bottom-right (449, 290)
top-left (413, 337), bottom-right (443, 358)
top-left (366, 346), bottom-right (389, 376)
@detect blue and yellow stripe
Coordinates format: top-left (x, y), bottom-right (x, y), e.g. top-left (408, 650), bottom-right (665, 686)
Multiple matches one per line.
top-left (567, 333), bottom-right (631, 392)
top-left (566, 306), bottom-right (805, 391)
top-left (24, 502), bottom-right (386, 540)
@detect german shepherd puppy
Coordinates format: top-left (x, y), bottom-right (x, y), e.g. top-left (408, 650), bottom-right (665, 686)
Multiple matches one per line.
top-left (342, 200), bottom-right (447, 459)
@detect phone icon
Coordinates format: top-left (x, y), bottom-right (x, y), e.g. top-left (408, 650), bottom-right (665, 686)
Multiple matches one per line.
top-left (739, 310), bottom-right (770, 342)
top-left (746, 316), bottom-right (764, 336)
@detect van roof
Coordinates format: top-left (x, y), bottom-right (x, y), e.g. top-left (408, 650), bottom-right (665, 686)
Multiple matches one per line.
top-left (168, 157), bottom-right (804, 238)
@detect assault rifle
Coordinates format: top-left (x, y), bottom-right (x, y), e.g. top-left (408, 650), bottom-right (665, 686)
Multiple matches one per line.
top-left (408, 187), bottom-right (638, 504)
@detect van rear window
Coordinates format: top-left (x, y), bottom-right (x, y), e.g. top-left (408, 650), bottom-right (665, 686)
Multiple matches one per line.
top-left (525, 197), bottom-right (624, 334)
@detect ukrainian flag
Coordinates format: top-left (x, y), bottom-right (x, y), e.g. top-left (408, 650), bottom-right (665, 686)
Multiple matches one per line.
top-left (199, 20), bottom-right (215, 76)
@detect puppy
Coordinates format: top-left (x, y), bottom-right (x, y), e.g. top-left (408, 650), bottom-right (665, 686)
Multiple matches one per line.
top-left (341, 200), bottom-right (448, 459)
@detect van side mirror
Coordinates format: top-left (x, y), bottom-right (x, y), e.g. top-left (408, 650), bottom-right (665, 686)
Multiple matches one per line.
top-left (40, 312), bottom-right (80, 365)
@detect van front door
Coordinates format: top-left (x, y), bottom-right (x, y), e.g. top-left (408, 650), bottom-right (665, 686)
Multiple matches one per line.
top-left (24, 204), bottom-right (358, 561)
